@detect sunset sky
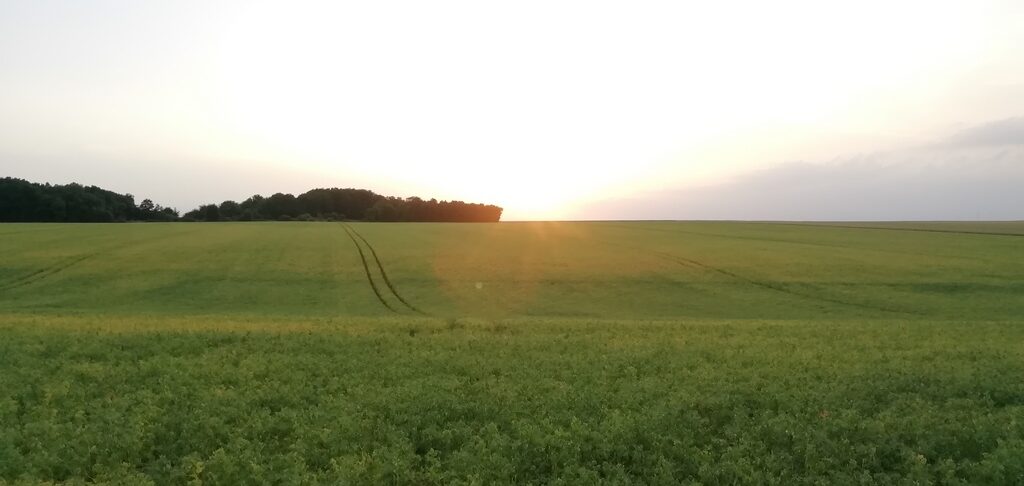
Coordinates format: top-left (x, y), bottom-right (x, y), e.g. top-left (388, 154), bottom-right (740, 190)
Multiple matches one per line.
top-left (2, 0), bottom-right (1022, 220)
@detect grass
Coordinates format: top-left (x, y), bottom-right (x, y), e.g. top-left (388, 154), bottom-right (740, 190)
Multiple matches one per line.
top-left (1, 221), bottom-right (1023, 484)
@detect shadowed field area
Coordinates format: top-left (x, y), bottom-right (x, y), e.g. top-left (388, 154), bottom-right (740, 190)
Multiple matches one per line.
top-left (1, 222), bottom-right (1023, 484)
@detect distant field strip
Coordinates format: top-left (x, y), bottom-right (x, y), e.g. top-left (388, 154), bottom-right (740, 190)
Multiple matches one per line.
top-left (345, 223), bottom-right (428, 316)
top-left (779, 221), bottom-right (1024, 237)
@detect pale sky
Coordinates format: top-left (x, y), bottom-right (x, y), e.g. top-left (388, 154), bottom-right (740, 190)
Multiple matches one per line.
top-left (1, 0), bottom-right (1022, 220)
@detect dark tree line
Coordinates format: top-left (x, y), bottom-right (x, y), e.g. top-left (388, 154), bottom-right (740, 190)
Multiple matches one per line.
top-left (0, 177), bottom-right (178, 222)
top-left (183, 188), bottom-right (502, 222)
top-left (0, 177), bottom-right (502, 223)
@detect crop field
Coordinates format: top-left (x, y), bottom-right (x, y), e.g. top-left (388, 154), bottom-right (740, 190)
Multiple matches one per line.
top-left (2, 221), bottom-right (1023, 484)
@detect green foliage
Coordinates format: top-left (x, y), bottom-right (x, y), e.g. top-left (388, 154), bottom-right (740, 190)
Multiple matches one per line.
top-left (1, 318), bottom-right (1022, 484)
top-left (1, 221), bottom-right (1023, 483)
top-left (188, 189), bottom-right (502, 223)
top-left (0, 177), bottom-right (501, 223)
top-left (0, 177), bottom-right (175, 222)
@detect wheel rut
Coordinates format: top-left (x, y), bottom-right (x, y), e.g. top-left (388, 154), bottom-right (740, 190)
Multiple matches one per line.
top-left (342, 223), bottom-right (428, 316)
top-left (0, 253), bottom-right (97, 293)
top-left (345, 224), bottom-right (428, 316)
top-left (588, 234), bottom-right (920, 316)
top-left (0, 226), bottom-right (206, 294)
top-left (650, 250), bottom-right (921, 316)
top-left (341, 224), bottom-right (398, 313)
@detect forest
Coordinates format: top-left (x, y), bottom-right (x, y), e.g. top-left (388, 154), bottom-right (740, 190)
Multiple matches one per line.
top-left (0, 177), bottom-right (177, 222)
top-left (0, 177), bottom-right (502, 223)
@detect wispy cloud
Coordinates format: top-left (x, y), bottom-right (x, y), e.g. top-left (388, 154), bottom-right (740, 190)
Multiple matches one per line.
top-left (941, 117), bottom-right (1024, 148)
top-left (572, 118), bottom-right (1024, 221)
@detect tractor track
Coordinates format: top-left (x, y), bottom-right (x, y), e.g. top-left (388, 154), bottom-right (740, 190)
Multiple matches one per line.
top-left (342, 223), bottom-right (425, 315)
top-left (0, 225), bottom-right (204, 295)
top-left (0, 253), bottom-right (97, 293)
top-left (345, 224), bottom-right (428, 315)
top-left (650, 250), bottom-right (922, 316)
top-left (589, 234), bottom-right (921, 316)
top-left (341, 224), bottom-right (398, 313)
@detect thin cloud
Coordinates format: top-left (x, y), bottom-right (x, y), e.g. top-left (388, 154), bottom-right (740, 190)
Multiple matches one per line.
top-left (573, 118), bottom-right (1024, 221)
top-left (943, 117), bottom-right (1024, 148)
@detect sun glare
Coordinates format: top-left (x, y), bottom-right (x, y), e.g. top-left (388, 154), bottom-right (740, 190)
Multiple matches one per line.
top-left (210, 0), bottom-right (994, 219)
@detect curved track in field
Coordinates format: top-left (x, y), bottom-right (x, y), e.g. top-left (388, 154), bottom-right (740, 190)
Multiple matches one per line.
top-left (346, 224), bottom-right (430, 315)
top-left (341, 224), bottom-right (398, 313)
top-left (342, 223), bottom-right (428, 316)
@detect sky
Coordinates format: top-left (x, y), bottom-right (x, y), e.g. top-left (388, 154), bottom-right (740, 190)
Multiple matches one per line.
top-left (1, 0), bottom-right (1022, 220)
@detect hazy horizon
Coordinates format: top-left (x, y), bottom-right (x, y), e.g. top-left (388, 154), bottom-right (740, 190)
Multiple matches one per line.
top-left (2, 1), bottom-right (1023, 220)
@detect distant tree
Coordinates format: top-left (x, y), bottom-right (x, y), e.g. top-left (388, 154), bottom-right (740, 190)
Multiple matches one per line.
top-left (174, 186), bottom-right (501, 223)
top-left (263, 193), bottom-right (299, 219)
top-left (297, 190), bottom-right (332, 216)
top-left (218, 200), bottom-right (241, 220)
top-left (135, 198), bottom-right (178, 221)
top-left (238, 209), bottom-right (258, 221)
top-left (365, 199), bottom-right (399, 221)
top-left (200, 204), bottom-right (220, 222)
top-left (0, 177), bottom-right (173, 222)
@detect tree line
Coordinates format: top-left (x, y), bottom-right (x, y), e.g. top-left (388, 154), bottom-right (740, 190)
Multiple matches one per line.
top-left (0, 177), bottom-right (177, 222)
top-left (0, 177), bottom-right (503, 223)
top-left (182, 188), bottom-right (502, 222)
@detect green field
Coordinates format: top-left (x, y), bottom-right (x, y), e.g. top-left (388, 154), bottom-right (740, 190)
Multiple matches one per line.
top-left (2, 222), bottom-right (1023, 484)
